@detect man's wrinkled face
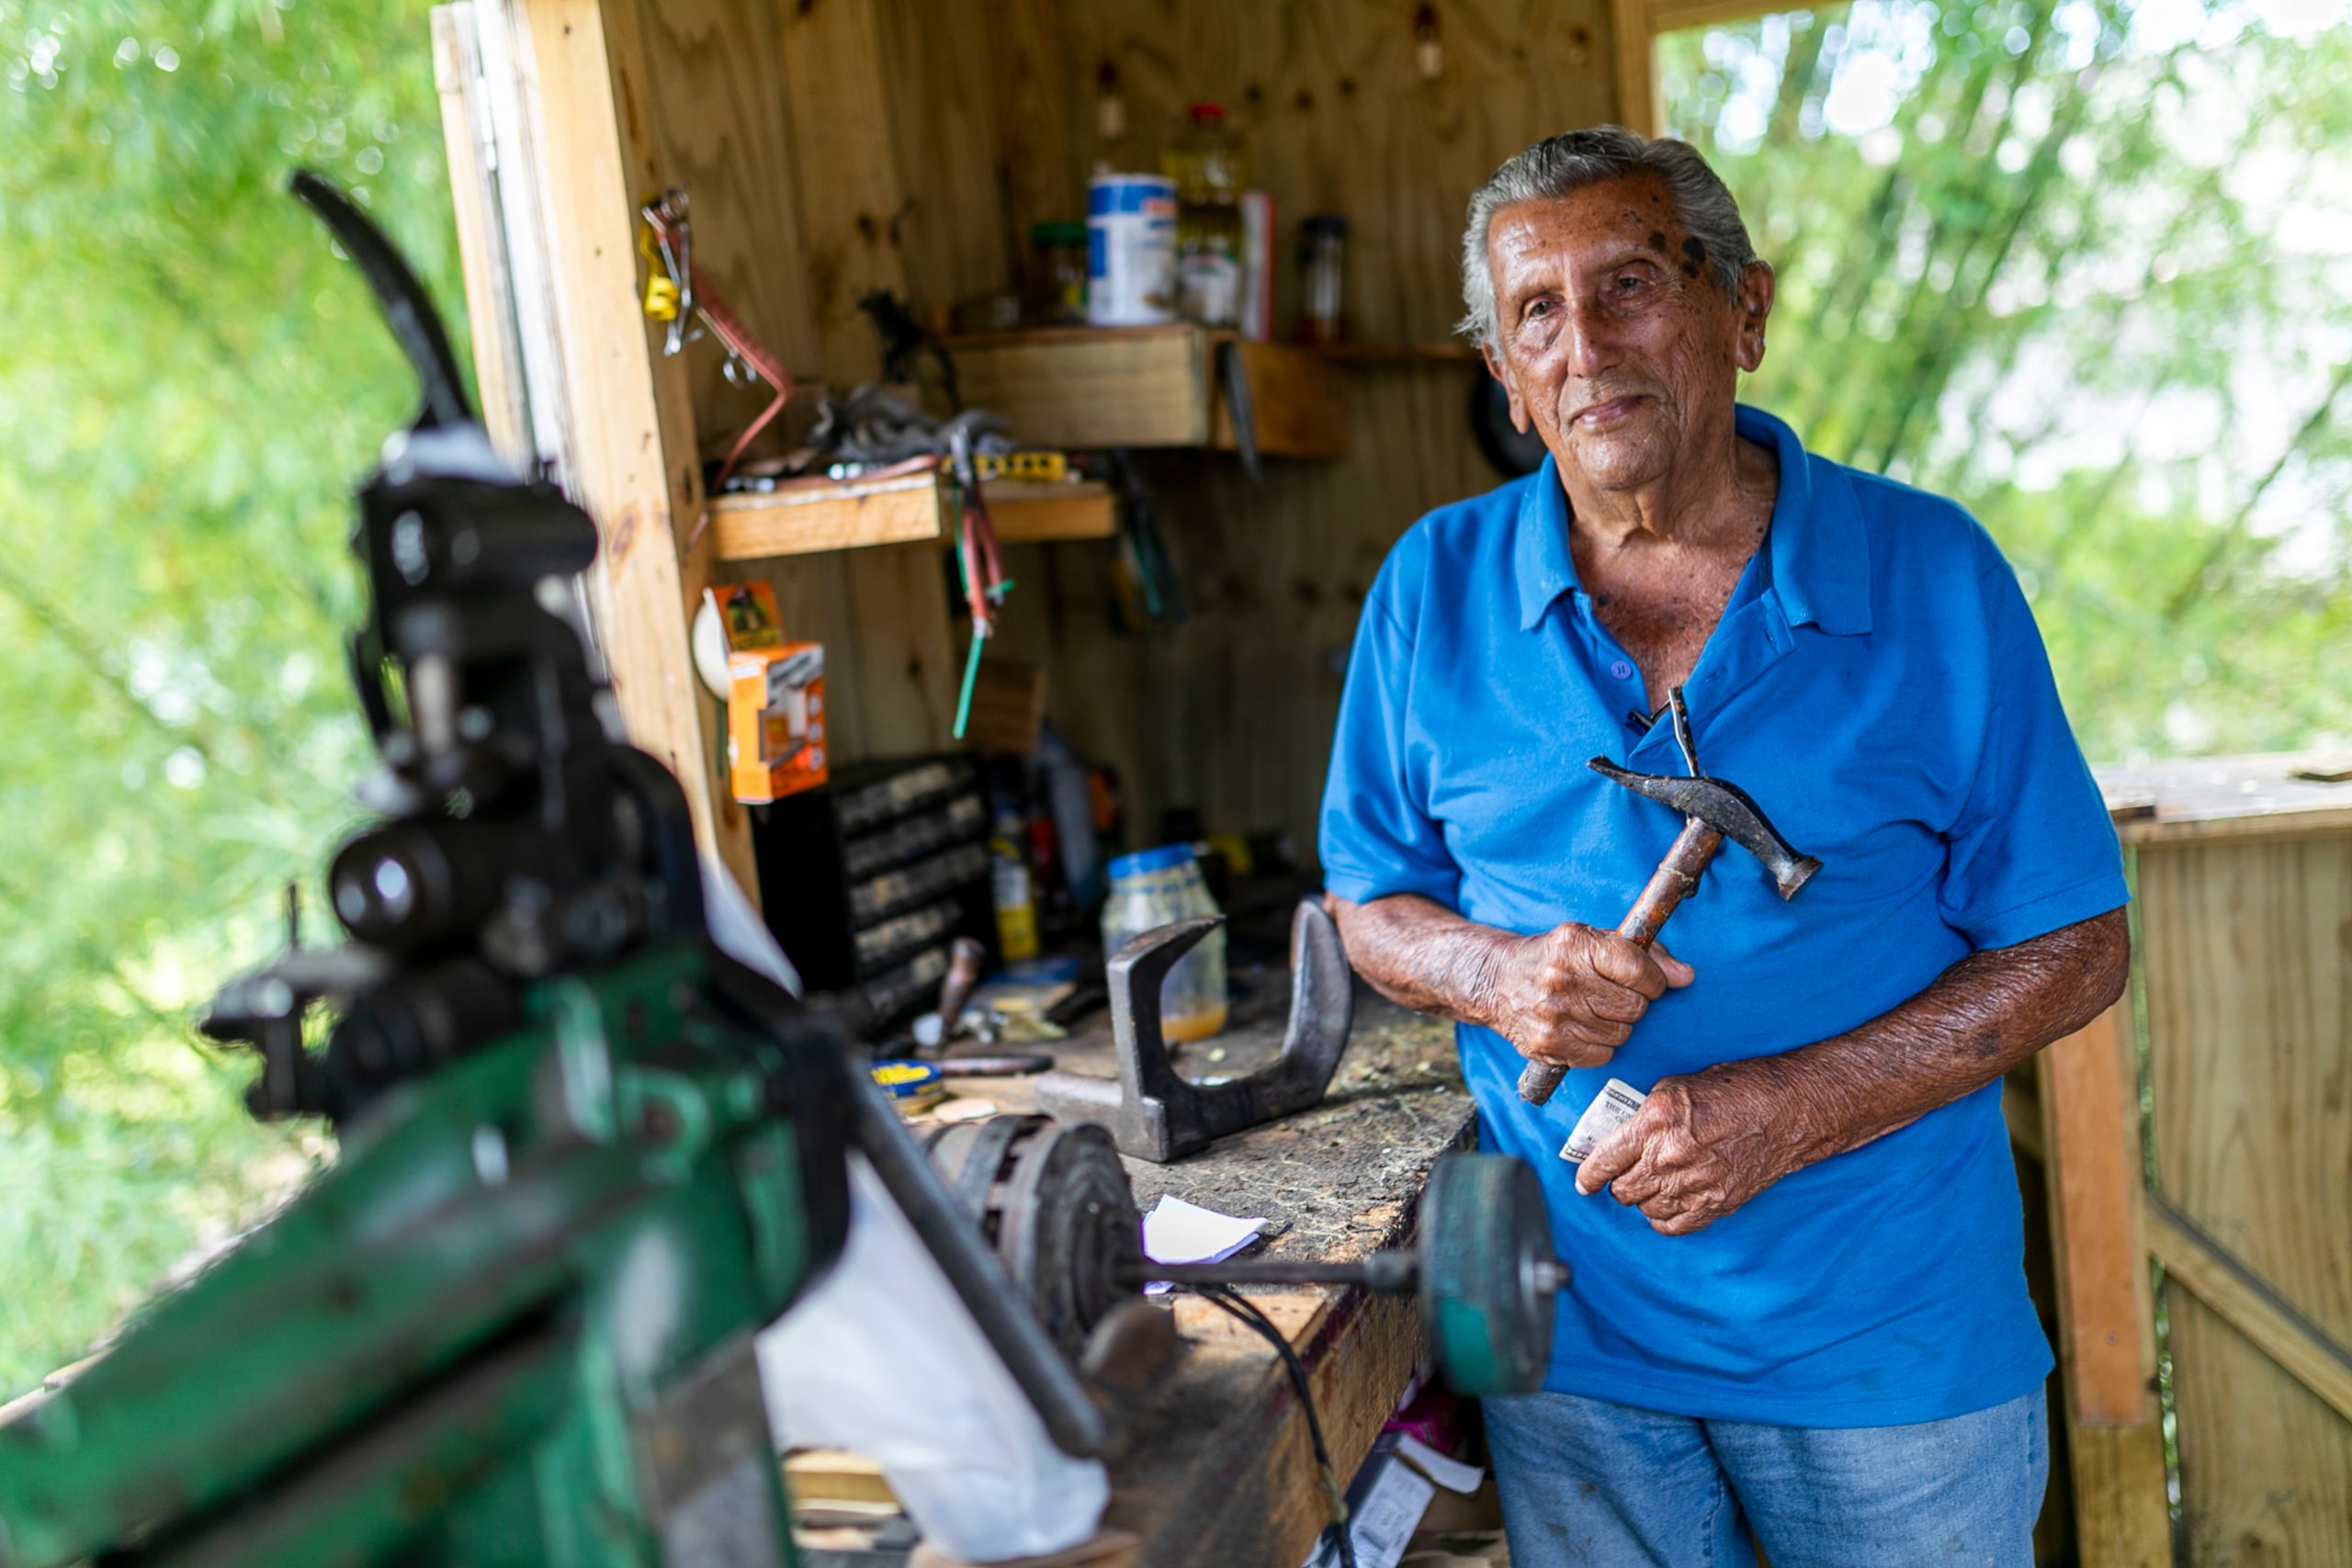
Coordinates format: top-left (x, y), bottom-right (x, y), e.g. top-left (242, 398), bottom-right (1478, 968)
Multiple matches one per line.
top-left (1481, 174), bottom-right (1772, 495)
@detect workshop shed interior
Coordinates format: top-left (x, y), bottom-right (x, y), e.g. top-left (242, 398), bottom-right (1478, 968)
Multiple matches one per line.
top-left (424, 4), bottom-right (2352, 1563)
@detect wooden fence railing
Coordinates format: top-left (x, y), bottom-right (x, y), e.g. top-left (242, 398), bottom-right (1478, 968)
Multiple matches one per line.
top-left (2019, 756), bottom-right (2352, 1567)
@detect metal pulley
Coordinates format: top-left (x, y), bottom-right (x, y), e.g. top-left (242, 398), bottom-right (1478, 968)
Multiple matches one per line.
top-left (924, 1112), bottom-right (1144, 1360)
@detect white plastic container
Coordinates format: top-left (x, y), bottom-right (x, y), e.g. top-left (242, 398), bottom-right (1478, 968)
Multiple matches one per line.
top-left (1101, 843), bottom-right (1227, 1043)
top-left (1086, 173), bottom-right (1178, 327)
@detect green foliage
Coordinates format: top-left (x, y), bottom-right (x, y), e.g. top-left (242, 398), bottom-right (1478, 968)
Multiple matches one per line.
top-left (0, 0), bottom-right (458, 1391)
top-left (1661, 0), bottom-right (2352, 760)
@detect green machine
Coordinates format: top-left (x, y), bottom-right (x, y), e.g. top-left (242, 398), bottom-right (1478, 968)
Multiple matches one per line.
top-left (0, 175), bottom-right (1569, 1568)
top-left (0, 175), bottom-right (1107, 1568)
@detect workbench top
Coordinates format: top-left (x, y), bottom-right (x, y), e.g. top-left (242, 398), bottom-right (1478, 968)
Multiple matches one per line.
top-left (942, 912), bottom-right (1475, 1568)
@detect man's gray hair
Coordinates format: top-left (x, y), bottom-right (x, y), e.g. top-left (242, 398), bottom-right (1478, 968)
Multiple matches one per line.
top-left (1456, 126), bottom-right (1761, 345)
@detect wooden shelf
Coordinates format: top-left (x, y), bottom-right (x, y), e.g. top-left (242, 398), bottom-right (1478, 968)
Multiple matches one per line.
top-left (709, 464), bottom-right (1114, 561)
top-left (1309, 341), bottom-right (1484, 367)
top-left (945, 325), bottom-right (1347, 458)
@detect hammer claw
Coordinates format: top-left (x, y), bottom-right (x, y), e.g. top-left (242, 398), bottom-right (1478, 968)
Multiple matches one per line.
top-left (1516, 746), bottom-right (1825, 1106)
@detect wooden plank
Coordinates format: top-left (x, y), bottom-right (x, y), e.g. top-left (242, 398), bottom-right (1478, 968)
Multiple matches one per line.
top-left (952, 328), bottom-right (1211, 450)
top-left (2066, 1424), bottom-right (2176, 1568)
top-left (2035, 1001), bottom-right (2174, 1568)
top-left (430, 6), bottom-right (533, 465)
top-left (711, 472), bottom-right (949, 558)
top-left (784, 1449), bottom-right (897, 1507)
top-left (960, 658), bottom-right (1047, 757)
top-left (777, 0), bottom-right (908, 388)
top-left (505, 0), bottom-right (756, 900)
top-left (628, 0), bottom-right (823, 443)
top-left (1611, 0), bottom-right (1661, 135)
top-left (953, 328), bottom-right (1344, 457)
top-left (871, 0), bottom-right (1015, 312)
top-left (773, 0), bottom-right (960, 765)
top-left (987, 481), bottom-right (1116, 543)
top-left (2140, 829), bottom-right (2352, 1562)
top-left (2095, 751), bottom-right (2352, 845)
top-left (2039, 1002), bottom-right (2155, 1427)
top-left (711, 476), bottom-right (1114, 560)
top-left (2145, 1193), bottom-right (2352, 1427)
top-left (1210, 339), bottom-right (1348, 459)
top-left (841, 545), bottom-right (958, 761)
top-left (982, 0), bottom-right (1082, 265)
top-left (1644, 0), bottom-right (1795, 41)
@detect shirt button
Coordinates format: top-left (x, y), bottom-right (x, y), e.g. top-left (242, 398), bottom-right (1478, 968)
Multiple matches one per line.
top-left (1610, 660), bottom-right (1634, 681)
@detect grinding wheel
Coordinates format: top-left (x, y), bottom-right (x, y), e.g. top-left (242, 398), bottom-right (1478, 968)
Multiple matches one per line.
top-left (1419, 1153), bottom-right (1564, 1397)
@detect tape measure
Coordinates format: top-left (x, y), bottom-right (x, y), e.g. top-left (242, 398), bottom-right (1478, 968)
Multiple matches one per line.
top-left (971, 450), bottom-right (1069, 484)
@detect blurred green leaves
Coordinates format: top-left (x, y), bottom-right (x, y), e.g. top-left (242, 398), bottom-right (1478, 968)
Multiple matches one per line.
top-left (0, 0), bottom-right (458, 1389)
top-left (1663, 0), bottom-right (2352, 760)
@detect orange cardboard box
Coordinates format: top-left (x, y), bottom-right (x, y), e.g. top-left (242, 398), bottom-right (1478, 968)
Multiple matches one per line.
top-left (712, 583), bottom-right (828, 804)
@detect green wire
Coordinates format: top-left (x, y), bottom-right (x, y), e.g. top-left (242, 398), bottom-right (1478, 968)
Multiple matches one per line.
top-left (954, 629), bottom-right (986, 740)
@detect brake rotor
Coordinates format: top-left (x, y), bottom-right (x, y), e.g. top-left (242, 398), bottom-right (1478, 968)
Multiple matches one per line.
top-left (926, 1112), bottom-right (1143, 1359)
top-left (1419, 1153), bottom-right (1565, 1397)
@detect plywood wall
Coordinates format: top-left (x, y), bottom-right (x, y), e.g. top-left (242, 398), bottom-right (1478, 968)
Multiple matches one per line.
top-left (991, 0), bottom-right (1620, 852)
top-left (2139, 833), bottom-right (2352, 1564)
top-left (611, 0), bottom-right (1620, 848)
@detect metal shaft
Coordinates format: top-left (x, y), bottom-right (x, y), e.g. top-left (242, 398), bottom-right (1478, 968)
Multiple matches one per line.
top-left (1118, 1253), bottom-right (1419, 1292)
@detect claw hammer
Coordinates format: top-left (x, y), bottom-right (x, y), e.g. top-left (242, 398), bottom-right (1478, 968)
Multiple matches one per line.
top-left (1519, 688), bottom-right (1824, 1105)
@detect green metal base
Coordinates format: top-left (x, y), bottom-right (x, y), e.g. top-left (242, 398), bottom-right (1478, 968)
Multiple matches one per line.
top-left (0, 942), bottom-right (847, 1568)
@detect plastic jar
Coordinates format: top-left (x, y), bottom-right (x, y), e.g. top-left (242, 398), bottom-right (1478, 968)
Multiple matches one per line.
top-left (1101, 844), bottom-right (1227, 1043)
top-left (1086, 174), bottom-right (1178, 327)
top-left (1027, 220), bottom-right (1090, 327)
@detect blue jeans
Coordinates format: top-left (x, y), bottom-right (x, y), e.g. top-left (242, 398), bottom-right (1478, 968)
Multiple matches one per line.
top-left (1481, 1387), bottom-right (2047, 1568)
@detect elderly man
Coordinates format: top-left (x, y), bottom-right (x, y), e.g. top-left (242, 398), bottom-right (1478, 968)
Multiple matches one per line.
top-left (1319, 128), bottom-right (2129, 1566)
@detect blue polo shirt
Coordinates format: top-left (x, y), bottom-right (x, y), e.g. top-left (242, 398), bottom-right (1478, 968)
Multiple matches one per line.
top-left (1320, 404), bottom-right (2126, 1427)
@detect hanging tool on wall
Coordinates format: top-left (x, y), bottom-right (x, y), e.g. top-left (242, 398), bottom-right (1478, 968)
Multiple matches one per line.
top-left (639, 186), bottom-right (799, 496)
top-left (859, 288), bottom-right (960, 410)
top-left (947, 422), bottom-right (1011, 741)
top-left (1108, 447), bottom-right (1186, 627)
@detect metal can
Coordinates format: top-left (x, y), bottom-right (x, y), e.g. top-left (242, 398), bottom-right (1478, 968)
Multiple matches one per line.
top-left (1086, 173), bottom-right (1178, 327)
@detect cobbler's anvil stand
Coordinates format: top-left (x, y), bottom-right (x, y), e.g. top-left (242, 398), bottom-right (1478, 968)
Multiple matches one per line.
top-left (1037, 898), bottom-right (1354, 1162)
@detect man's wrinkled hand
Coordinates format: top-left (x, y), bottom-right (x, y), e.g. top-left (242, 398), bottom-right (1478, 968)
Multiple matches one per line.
top-left (1482, 922), bottom-right (1693, 1071)
top-left (1573, 1072), bottom-right (1807, 1235)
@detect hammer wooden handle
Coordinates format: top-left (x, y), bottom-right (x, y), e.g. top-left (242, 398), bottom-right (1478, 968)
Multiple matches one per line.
top-left (1518, 817), bottom-right (1724, 1105)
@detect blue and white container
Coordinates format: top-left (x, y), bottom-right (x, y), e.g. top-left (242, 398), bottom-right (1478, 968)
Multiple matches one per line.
top-left (1086, 173), bottom-right (1179, 327)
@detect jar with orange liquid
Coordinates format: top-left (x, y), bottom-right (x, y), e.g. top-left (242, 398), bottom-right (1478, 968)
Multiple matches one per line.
top-left (1100, 844), bottom-right (1228, 1043)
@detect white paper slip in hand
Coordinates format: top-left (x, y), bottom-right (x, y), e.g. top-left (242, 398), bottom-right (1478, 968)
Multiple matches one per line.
top-left (1560, 1077), bottom-right (1647, 1163)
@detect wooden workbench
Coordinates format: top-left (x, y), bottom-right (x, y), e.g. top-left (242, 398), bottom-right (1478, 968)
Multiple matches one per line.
top-left (945, 919), bottom-right (1475, 1568)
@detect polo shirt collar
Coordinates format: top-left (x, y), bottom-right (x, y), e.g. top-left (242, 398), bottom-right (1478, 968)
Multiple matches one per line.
top-left (1510, 403), bottom-right (1873, 637)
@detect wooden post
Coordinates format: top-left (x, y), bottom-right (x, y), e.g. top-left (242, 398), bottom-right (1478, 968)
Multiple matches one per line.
top-left (1610, 0), bottom-right (1662, 134)
top-left (2036, 1000), bottom-right (2173, 1568)
top-left (469, 0), bottom-right (757, 902)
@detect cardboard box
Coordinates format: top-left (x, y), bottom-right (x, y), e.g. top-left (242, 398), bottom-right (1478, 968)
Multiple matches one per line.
top-left (715, 583), bottom-right (828, 804)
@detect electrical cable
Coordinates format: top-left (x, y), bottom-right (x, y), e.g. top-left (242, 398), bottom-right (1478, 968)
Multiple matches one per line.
top-left (1194, 1284), bottom-right (1358, 1568)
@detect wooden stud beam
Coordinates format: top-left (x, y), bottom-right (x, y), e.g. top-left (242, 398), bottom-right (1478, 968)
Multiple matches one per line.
top-left (506, 0), bottom-right (756, 900)
top-left (2035, 1001), bottom-right (2174, 1568)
